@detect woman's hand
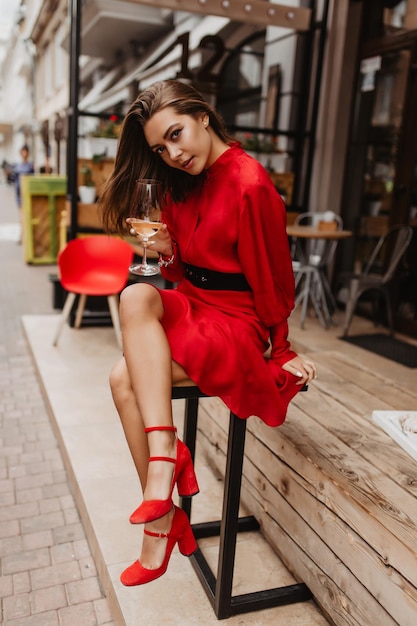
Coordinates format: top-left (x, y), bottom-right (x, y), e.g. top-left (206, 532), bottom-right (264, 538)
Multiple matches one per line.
top-left (282, 355), bottom-right (317, 386)
top-left (127, 221), bottom-right (173, 257)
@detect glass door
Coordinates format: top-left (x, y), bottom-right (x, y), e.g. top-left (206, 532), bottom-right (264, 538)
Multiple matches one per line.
top-left (343, 36), bottom-right (417, 337)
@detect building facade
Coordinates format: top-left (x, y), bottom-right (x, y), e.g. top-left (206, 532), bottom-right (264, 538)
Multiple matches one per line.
top-left (0, 0), bottom-right (416, 337)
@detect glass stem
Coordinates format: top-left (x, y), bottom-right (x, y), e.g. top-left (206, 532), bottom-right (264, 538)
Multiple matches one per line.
top-left (142, 240), bottom-right (148, 266)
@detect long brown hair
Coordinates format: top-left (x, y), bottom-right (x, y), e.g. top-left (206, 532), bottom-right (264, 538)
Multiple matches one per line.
top-left (100, 80), bottom-right (234, 235)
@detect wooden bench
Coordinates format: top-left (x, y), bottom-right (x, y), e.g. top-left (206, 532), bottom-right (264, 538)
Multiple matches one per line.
top-left (179, 348), bottom-right (417, 625)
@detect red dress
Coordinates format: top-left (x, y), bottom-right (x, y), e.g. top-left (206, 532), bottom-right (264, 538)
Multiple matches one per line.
top-left (158, 144), bottom-right (300, 427)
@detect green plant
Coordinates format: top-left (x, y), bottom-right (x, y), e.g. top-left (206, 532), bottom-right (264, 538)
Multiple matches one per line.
top-left (80, 163), bottom-right (94, 187)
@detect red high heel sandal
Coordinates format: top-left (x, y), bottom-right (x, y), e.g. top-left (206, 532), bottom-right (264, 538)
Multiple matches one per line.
top-left (129, 426), bottom-right (199, 524)
top-left (120, 505), bottom-right (197, 586)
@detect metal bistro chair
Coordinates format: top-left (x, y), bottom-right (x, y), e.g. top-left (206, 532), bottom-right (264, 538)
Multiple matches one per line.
top-left (52, 236), bottom-right (134, 349)
top-left (291, 211), bottom-right (343, 328)
top-left (341, 224), bottom-right (413, 337)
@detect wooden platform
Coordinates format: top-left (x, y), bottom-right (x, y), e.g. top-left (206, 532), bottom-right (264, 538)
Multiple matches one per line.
top-left (193, 309), bottom-right (417, 626)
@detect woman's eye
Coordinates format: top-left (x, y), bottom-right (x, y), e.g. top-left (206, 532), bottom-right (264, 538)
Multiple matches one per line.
top-left (155, 147), bottom-right (164, 155)
top-left (171, 129), bottom-right (181, 140)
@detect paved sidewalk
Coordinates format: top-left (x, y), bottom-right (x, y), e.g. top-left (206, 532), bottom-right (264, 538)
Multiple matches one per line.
top-left (0, 183), bottom-right (115, 625)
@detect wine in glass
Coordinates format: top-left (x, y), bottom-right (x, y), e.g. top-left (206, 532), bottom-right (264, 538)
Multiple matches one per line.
top-left (128, 179), bottom-right (162, 276)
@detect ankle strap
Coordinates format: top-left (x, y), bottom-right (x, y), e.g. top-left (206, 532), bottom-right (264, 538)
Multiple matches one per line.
top-left (144, 528), bottom-right (171, 539)
top-left (144, 426), bottom-right (177, 434)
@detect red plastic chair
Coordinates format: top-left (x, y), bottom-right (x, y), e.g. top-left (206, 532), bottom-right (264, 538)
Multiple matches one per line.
top-left (52, 236), bottom-right (134, 349)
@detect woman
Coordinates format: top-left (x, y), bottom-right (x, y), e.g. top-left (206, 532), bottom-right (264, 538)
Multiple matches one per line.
top-left (100, 80), bottom-right (316, 587)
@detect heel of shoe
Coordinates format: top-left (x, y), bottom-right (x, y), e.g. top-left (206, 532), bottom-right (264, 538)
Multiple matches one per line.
top-left (176, 441), bottom-right (199, 497)
top-left (177, 456), bottom-right (199, 497)
top-left (178, 520), bottom-right (197, 556)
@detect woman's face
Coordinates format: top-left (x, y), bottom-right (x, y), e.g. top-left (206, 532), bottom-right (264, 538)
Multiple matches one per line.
top-left (144, 107), bottom-right (216, 175)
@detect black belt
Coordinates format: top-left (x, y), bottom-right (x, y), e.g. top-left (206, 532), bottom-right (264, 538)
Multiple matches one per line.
top-left (184, 264), bottom-right (250, 291)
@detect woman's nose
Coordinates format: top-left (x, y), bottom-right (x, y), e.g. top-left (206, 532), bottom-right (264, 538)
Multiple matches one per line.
top-left (166, 144), bottom-right (182, 160)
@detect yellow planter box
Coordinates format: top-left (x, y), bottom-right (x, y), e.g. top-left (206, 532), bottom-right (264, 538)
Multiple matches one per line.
top-left (22, 175), bottom-right (67, 264)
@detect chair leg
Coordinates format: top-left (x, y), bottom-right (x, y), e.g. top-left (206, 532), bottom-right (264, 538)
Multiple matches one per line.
top-left (74, 294), bottom-right (87, 329)
top-left (296, 272), bottom-right (311, 328)
top-left (342, 279), bottom-right (360, 336)
top-left (382, 288), bottom-right (394, 336)
top-left (107, 295), bottom-right (122, 349)
top-left (52, 292), bottom-right (77, 346)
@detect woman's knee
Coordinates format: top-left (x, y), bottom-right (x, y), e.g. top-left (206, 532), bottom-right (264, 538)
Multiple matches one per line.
top-left (119, 283), bottom-right (162, 323)
top-left (109, 358), bottom-right (132, 401)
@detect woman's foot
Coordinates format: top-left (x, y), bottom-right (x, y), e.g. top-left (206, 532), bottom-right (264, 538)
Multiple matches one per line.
top-left (140, 507), bottom-right (174, 570)
top-left (120, 505), bottom-right (197, 586)
top-left (130, 427), bottom-right (199, 524)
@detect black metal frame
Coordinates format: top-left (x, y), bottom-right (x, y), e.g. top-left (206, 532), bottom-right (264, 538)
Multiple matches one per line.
top-left (66, 0), bottom-right (331, 238)
top-left (172, 385), bottom-right (311, 620)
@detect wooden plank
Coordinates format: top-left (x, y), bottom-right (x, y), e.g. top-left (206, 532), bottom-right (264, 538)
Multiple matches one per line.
top-left (127, 0), bottom-right (312, 30)
top-left (197, 406), bottom-right (402, 626)
top-left (244, 428), bottom-right (417, 626)
top-left (249, 410), bottom-right (417, 587)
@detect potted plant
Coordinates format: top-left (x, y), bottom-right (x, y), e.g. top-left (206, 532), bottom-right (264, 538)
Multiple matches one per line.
top-left (78, 163), bottom-right (97, 204)
top-left (88, 120), bottom-right (120, 158)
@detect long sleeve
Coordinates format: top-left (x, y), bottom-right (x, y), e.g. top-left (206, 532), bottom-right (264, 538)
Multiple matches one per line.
top-left (237, 172), bottom-right (297, 368)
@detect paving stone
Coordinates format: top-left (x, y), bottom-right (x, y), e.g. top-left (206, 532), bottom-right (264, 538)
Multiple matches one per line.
top-left (63, 507), bottom-right (80, 525)
top-left (0, 519), bottom-right (20, 539)
top-left (73, 538), bottom-right (91, 559)
top-left (8, 465), bottom-right (27, 479)
top-left (53, 521), bottom-right (85, 544)
top-left (2, 593), bottom-right (31, 620)
top-left (0, 535), bottom-right (23, 556)
top-left (66, 576), bottom-right (102, 605)
top-left (15, 488), bottom-right (43, 504)
top-left (20, 511), bottom-right (65, 535)
top-left (0, 490), bottom-right (15, 506)
top-left (41, 483), bottom-right (70, 499)
top-left (39, 497), bottom-right (61, 515)
top-left (0, 574), bottom-right (13, 598)
top-left (0, 478), bottom-right (14, 493)
top-left (14, 473), bottom-right (55, 491)
top-left (59, 494), bottom-right (75, 510)
top-left (19, 452), bottom-right (44, 465)
top-left (3, 610), bottom-right (60, 626)
top-left (0, 501), bottom-right (39, 523)
top-left (21, 530), bottom-right (54, 551)
top-left (2, 548), bottom-right (51, 575)
top-left (94, 597), bottom-right (115, 624)
top-left (79, 555), bottom-right (98, 579)
top-left (58, 601), bottom-right (97, 626)
top-left (50, 542), bottom-right (76, 565)
top-left (12, 573), bottom-right (31, 595)
top-left (30, 561), bottom-right (81, 590)
top-left (30, 585), bottom-right (67, 614)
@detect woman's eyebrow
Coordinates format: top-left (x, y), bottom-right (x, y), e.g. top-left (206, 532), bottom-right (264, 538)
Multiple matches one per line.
top-left (149, 124), bottom-right (177, 150)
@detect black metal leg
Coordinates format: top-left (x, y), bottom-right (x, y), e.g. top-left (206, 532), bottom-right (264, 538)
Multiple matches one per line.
top-left (174, 386), bottom-right (312, 620)
top-left (214, 411), bottom-right (248, 617)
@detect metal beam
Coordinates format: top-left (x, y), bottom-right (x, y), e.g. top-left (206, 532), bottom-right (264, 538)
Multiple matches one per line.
top-left (127, 0), bottom-right (312, 31)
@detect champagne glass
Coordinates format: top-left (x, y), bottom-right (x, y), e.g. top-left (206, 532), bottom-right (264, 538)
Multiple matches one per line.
top-left (128, 179), bottom-right (162, 276)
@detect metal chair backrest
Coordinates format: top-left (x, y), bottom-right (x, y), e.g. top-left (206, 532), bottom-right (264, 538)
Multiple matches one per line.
top-left (363, 224), bottom-right (413, 284)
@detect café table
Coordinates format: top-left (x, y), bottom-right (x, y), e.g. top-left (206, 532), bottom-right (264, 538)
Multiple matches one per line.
top-left (286, 224), bottom-right (352, 328)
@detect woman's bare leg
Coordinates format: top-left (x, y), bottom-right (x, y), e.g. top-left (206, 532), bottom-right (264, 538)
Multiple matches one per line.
top-left (114, 283), bottom-right (195, 569)
top-left (110, 358), bottom-right (149, 488)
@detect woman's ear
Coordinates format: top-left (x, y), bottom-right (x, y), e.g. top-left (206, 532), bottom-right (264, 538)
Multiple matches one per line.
top-left (202, 114), bottom-right (209, 128)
